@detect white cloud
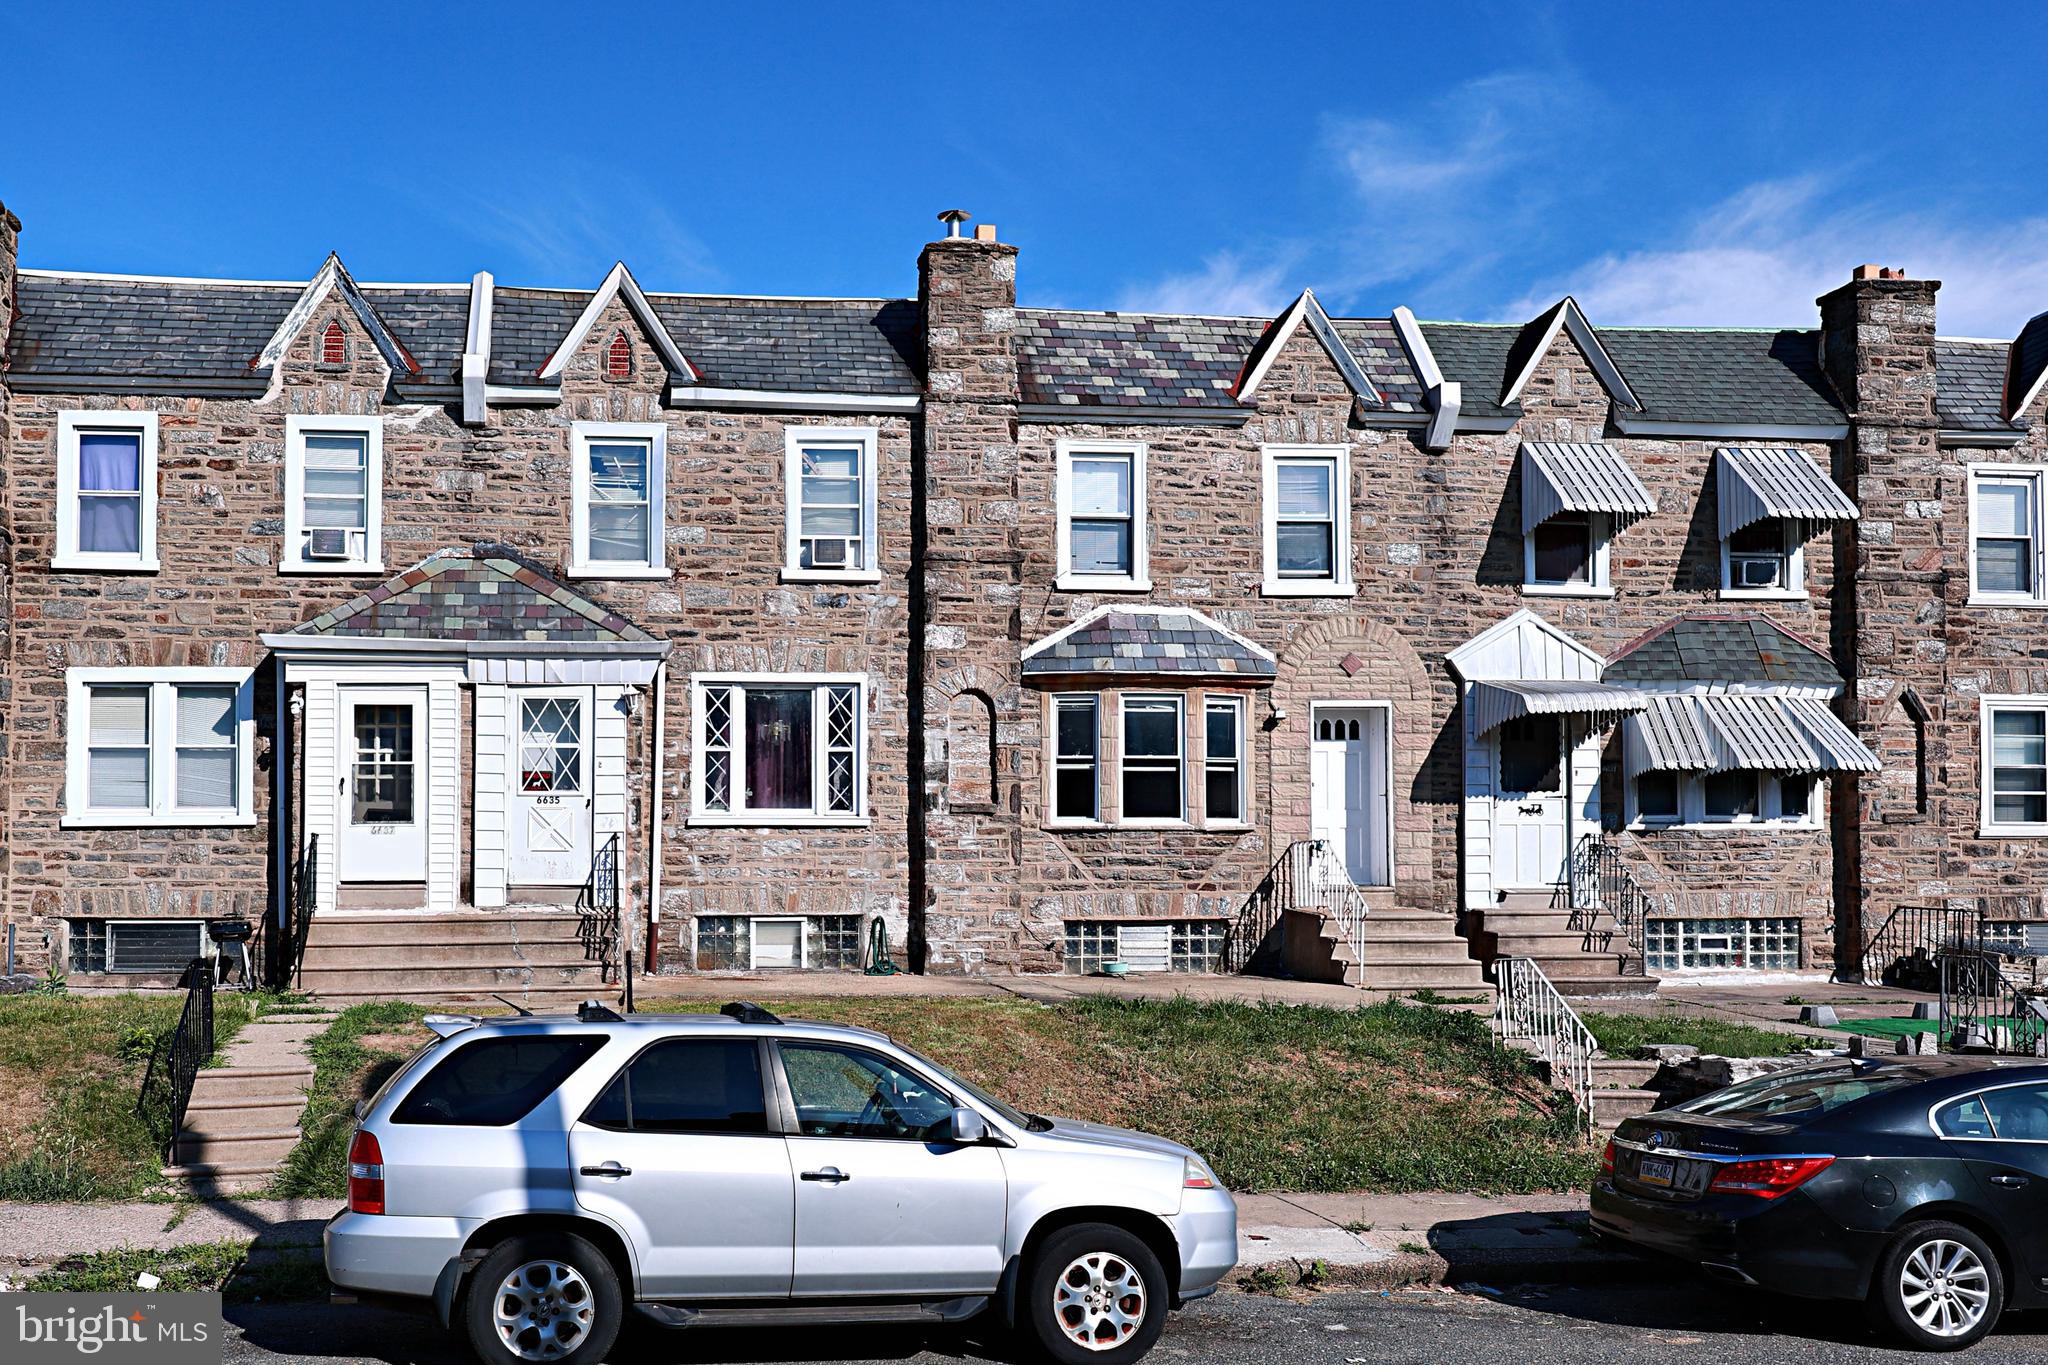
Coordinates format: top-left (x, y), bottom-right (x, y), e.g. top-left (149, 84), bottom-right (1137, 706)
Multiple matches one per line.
top-left (1505, 176), bottom-right (2048, 338)
top-left (438, 181), bottom-right (719, 289)
top-left (1114, 251), bottom-right (1294, 317)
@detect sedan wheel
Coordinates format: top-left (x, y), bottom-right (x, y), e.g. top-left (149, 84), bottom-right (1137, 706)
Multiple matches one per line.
top-left (1873, 1221), bottom-right (2004, 1351)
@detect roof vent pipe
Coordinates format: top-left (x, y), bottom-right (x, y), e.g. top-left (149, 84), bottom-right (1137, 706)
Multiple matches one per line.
top-left (938, 209), bottom-right (971, 239)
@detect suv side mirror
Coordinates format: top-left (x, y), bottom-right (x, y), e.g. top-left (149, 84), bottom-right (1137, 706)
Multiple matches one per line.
top-left (948, 1106), bottom-right (991, 1145)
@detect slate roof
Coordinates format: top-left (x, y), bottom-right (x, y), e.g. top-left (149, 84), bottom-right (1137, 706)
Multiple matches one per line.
top-left (292, 550), bottom-right (655, 642)
top-left (1014, 310), bottom-right (1425, 412)
top-left (1936, 339), bottom-right (2018, 431)
top-left (10, 275), bottom-right (305, 380)
top-left (1021, 608), bottom-right (1276, 681)
top-left (650, 295), bottom-right (919, 395)
top-left (1605, 614), bottom-right (1842, 688)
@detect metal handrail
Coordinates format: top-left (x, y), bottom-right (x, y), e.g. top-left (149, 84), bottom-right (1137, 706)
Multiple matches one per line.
top-left (578, 832), bottom-right (625, 1000)
top-left (1939, 949), bottom-right (2048, 1055)
top-left (1223, 839), bottom-right (1371, 979)
top-left (1296, 840), bottom-right (1371, 976)
top-left (1850, 905), bottom-right (1982, 987)
top-left (1494, 955), bottom-right (1597, 1127)
top-left (281, 834), bottom-right (318, 991)
top-left (1566, 834), bottom-right (1648, 975)
top-left (138, 959), bottom-right (216, 1160)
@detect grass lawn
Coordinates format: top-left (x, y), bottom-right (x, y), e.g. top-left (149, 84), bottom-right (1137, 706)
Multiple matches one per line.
top-left (274, 995), bottom-right (1590, 1196)
top-left (0, 991), bottom-right (269, 1201)
top-left (24, 1240), bottom-right (328, 1302)
top-left (1581, 1009), bottom-right (1815, 1059)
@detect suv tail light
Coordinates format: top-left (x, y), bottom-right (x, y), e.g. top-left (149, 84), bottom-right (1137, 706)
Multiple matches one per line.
top-left (1707, 1155), bottom-right (1834, 1199)
top-left (1600, 1138), bottom-right (1616, 1176)
top-left (348, 1130), bottom-right (385, 1215)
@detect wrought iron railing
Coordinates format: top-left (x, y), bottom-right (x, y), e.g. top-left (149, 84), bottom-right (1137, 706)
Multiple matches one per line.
top-left (278, 834), bottom-right (318, 991)
top-left (1223, 839), bottom-right (1369, 979)
top-left (1848, 905), bottom-right (1982, 988)
top-left (578, 832), bottom-right (625, 1001)
top-left (1939, 949), bottom-right (2048, 1056)
top-left (1565, 835), bottom-right (1648, 975)
top-left (138, 959), bottom-right (215, 1161)
top-left (1494, 955), bottom-right (1597, 1128)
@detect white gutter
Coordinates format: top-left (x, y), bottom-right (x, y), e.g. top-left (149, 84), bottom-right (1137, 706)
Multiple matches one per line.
top-left (461, 271), bottom-right (494, 427)
top-left (484, 384), bottom-right (559, 406)
top-left (666, 383), bottom-right (920, 413)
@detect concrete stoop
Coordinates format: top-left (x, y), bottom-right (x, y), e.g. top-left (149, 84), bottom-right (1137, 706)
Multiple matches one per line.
top-left (162, 1011), bottom-right (336, 1195)
top-left (1504, 1040), bottom-right (1665, 1134)
top-left (1287, 907), bottom-right (1497, 1001)
top-left (298, 911), bottom-right (612, 1004)
top-left (1466, 890), bottom-right (1661, 998)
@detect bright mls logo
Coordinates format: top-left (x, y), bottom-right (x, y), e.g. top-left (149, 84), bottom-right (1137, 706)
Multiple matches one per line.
top-left (9, 1295), bottom-right (220, 1365)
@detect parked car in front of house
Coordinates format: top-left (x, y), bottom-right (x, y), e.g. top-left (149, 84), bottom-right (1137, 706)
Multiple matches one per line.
top-left (324, 1001), bottom-right (1236, 1365)
top-left (1593, 1055), bottom-right (2048, 1351)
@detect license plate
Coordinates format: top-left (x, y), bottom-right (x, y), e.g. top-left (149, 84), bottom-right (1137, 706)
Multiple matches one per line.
top-left (1637, 1157), bottom-right (1676, 1188)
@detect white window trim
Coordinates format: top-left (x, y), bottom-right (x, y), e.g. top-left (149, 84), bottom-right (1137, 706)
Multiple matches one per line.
top-left (1980, 694), bottom-right (2048, 836)
top-left (1624, 769), bottom-right (1823, 831)
top-left (1967, 465), bottom-right (2048, 606)
top-left (1260, 444), bottom-right (1355, 597)
top-left (1203, 695), bottom-right (1249, 829)
top-left (570, 421), bottom-right (670, 579)
top-left (748, 916), bottom-right (807, 970)
top-left (281, 414), bottom-right (384, 574)
top-left (1048, 693), bottom-right (1104, 827)
top-left (1719, 518), bottom-right (1807, 600)
top-left (54, 411), bottom-right (160, 572)
top-left (687, 672), bottom-right (871, 827)
top-left (63, 667), bottom-right (257, 828)
top-left (1117, 692), bottom-right (1188, 827)
top-left (1055, 439), bottom-right (1151, 592)
top-left (1522, 511), bottom-right (1613, 597)
top-left (782, 426), bottom-right (881, 583)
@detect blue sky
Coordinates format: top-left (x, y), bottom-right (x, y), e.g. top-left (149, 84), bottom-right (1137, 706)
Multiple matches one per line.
top-left (5, 2), bottom-right (2045, 336)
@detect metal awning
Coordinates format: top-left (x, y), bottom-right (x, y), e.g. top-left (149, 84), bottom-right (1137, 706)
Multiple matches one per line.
top-left (1470, 679), bottom-right (1648, 736)
top-left (1716, 447), bottom-right (1859, 538)
top-left (1624, 692), bottom-right (1880, 776)
top-left (1520, 442), bottom-right (1658, 534)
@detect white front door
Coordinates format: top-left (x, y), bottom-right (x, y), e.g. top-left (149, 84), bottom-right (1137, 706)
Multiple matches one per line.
top-left (339, 687), bottom-right (428, 882)
top-left (1491, 713), bottom-right (1568, 888)
top-left (510, 689), bottom-right (594, 886)
top-left (1311, 705), bottom-right (1391, 886)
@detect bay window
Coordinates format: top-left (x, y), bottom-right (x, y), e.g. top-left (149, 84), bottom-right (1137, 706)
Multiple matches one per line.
top-left (55, 411), bottom-right (158, 571)
top-left (691, 676), bottom-right (866, 824)
top-left (1052, 696), bottom-right (1100, 822)
top-left (1204, 697), bottom-right (1245, 823)
top-left (1120, 695), bottom-right (1184, 822)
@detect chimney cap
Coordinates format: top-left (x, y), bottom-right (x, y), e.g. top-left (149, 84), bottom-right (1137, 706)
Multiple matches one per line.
top-left (1852, 263), bottom-right (1910, 282)
top-left (937, 209), bottom-right (971, 239)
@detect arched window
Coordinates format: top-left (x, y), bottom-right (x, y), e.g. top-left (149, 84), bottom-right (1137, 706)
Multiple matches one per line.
top-left (321, 320), bottom-right (347, 365)
top-left (606, 329), bottom-right (633, 380)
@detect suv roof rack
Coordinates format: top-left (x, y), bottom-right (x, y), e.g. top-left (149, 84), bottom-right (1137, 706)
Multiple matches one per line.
top-left (721, 1001), bottom-right (783, 1025)
top-left (576, 1000), bottom-right (624, 1023)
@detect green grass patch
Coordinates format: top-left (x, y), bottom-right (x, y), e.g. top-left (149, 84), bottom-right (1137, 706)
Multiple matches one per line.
top-left (29, 1239), bottom-right (329, 1302)
top-left (1581, 1009), bottom-right (1813, 1058)
top-left (0, 991), bottom-right (267, 1201)
top-left (269, 1001), bottom-right (430, 1199)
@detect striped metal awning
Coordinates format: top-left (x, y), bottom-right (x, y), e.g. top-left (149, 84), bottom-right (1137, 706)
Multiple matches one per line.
top-left (1717, 447), bottom-right (1859, 538)
top-left (1625, 692), bottom-right (1880, 776)
top-left (1470, 679), bottom-right (1648, 736)
top-left (1521, 442), bottom-right (1659, 535)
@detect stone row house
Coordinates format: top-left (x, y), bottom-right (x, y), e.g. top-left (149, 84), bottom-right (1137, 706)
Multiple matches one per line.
top-left (1, 190), bottom-right (2044, 997)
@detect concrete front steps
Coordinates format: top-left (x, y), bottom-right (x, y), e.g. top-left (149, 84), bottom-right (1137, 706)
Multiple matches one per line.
top-left (299, 911), bottom-right (612, 1005)
top-left (1287, 907), bottom-right (1496, 1000)
top-left (163, 1011), bottom-right (335, 1195)
top-left (1589, 1058), bottom-right (1662, 1132)
top-left (1466, 890), bottom-right (1658, 998)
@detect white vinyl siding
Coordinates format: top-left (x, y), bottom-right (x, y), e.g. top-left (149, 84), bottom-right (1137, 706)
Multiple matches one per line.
top-left (282, 414), bottom-right (384, 573)
top-left (570, 422), bottom-right (668, 578)
top-left (65, 669), bottom-right (256, 827)
top-left (54, 411), bottom-right (159, 572)
top-left (1055, 440), bottom-right (1149, 590)
top-left (783, 427), bottom-right (880, 582)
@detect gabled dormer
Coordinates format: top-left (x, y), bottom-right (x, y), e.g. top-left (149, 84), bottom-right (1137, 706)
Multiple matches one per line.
top-left (1499, 295), bottom-right (1641, 414)
top-left (254, 253), bottom-right (420, 383)
top-left (1234, 288), bottom-right (1386, 410)
top-left (535, 261), bottom-right (701, 391)
top-left (2008, 309), bottom-right (2048, 424)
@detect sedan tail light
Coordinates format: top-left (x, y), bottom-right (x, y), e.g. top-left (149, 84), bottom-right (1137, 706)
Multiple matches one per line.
top-left (1600, 1138), bottom-right (1616, 1176)
top-left (1707, 1155), bottom-right (1834, 1199)
top-left (348, 1130), bottom-right (386, 1215)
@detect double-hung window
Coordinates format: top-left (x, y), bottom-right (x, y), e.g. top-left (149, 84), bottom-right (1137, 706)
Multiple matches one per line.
top-left (1970, 468), bottom-right (2047, 603)
top-left (571, 422), bottom-right (667, 577)
top-left (1204, 697), bottom-right (1245, 823)
top-left (692, 675), bottom-right (866, 824)
top-left (1984, 698), bottom-right (2048, 833)
top-left (1056, 441), bottom-right (1148, 590)
top-left (64, 669), bottom-right (255, 827)
top-left (784, 427), bottom-right (880, 581)
top-left (1526, 512), bottom-right (1608, 590)
top-left (1261, 445), bottom-right (1353, 595)
top-left (1052, 696), bottom-right (1100, 823)
top-left (283, 415), bottom-right (383, 572)
top-left (55, 412), bottom-right (158, 572)
top-left (1722, 520), bottom-right (1800, 595)
top-left (1120, 695), bottom-right (1184, 822)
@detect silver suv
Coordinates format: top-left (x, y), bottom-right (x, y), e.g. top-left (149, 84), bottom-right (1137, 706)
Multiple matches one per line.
top-left (324, 1001), bottom-right (1237, 1365)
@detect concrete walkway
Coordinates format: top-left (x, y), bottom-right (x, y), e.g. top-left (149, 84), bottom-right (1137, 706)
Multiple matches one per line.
top-left (634, 971), bottom-right (1432, 1010)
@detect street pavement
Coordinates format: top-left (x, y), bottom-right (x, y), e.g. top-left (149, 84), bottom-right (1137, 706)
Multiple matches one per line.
top-left (224, 1280), bottom-right (2048, 1364)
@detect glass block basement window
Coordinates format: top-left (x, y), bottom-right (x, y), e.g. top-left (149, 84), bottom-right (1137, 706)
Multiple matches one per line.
top-left (1644, 917), bottom-right (1801, 972)
top-left (1171, 921), bottom-right (1228, 972)
top-left (809, 915), bottom-right (862, 971)
top-left (694, 916), bottom-right (748, 971)
top-left (1065, 922), bottom-right (1119, 975)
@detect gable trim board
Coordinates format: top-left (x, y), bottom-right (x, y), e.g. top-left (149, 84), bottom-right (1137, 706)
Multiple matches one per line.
top-left (1500, 296), bottom-right (1642, 412)
top-left (536, 261), bottom-right (702, 383)
top-left (1235, 288), bottom-right (1387, 407)
top-left (256, 253), bottom-right (421, 378)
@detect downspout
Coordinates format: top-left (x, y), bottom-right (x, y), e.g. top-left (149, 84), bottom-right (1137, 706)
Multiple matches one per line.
top-left (1390, 306), bottom-right (1461, 451)
top-left (646, 657), bottom-right (666, 978)
top-left (461, 271), bottom-right (494, 427)
top-left (271, 657), bottom-right (290, 982)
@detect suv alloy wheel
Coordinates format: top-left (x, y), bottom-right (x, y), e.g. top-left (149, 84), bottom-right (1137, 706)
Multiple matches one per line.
top-left (1025, 1223), bottom-right (1168, 1365)
top-left (464, 1231), bottom-right (624, 1364)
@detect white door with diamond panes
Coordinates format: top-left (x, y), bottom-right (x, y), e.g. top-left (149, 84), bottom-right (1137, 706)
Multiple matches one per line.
top-left (510, 688), bottom-right (593, 885)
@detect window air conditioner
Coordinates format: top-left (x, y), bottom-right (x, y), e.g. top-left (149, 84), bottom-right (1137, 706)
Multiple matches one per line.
top-left (306, 528), bottom-right (354, 560)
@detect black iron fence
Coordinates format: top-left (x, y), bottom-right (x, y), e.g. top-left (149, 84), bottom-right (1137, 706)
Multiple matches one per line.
top-left (137, 959), bottom-right (215, 1160)
top-left (1847, 904), bottom-right (1982, 988)
top-left (1939, 949), bottom-right (2048, 1055)
top-left (1565, 835), bottom-right (1648, 975)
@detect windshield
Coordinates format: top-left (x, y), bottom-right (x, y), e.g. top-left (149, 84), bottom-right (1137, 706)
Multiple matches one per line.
top-left (892, 1042), bottom-right (1036, 1130)
top-left (1678, 1063), bottom-right (1918, 1122)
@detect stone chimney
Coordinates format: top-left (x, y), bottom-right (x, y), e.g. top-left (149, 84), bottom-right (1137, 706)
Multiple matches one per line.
top-left (0, 198), bottom-right (19, 367)
top-left (912, 218), bottom-right (1027, 973)
top-left (1819, 264), bottom-right (1948, 971)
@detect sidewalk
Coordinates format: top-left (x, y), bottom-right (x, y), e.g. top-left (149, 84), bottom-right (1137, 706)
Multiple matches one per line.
top-left (0, 1191), bottom-right (1645, 1292)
